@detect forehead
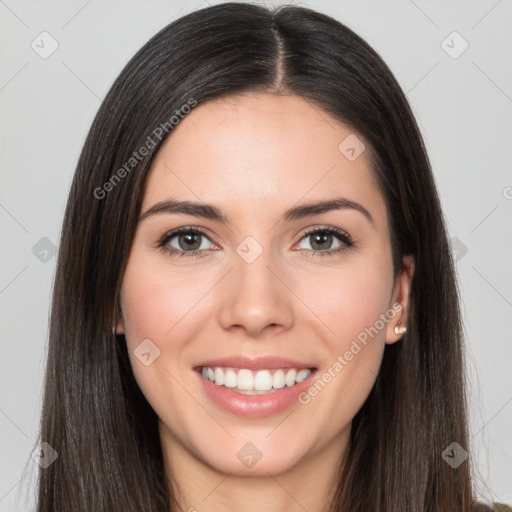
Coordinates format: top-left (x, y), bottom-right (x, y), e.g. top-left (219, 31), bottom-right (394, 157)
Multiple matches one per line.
top-left (142, 93), bottom-right (387, 231)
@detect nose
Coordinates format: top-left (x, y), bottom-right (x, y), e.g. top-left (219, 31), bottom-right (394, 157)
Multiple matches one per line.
top-left (217, 247), bottom-right (294, 338)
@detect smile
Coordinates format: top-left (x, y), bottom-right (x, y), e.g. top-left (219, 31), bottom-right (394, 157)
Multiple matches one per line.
top-left (194, 360), bottom-right (318, 417)
top-left (200, 366), bottom-right (313, 395)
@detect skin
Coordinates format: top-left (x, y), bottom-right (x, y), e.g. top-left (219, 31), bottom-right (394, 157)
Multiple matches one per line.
top-left (117, 93), bottom-right (414, 512)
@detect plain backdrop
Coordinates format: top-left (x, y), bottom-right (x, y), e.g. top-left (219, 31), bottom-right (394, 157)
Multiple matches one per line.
top-left (1, 0), bottom-right (511, 509)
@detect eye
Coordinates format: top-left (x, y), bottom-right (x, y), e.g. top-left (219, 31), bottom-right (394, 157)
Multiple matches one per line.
top-left (295, 226), bottom-right (353, 257)
top-left (156, 225), bottom-right (354, 259)
top-left (157, 227), bottom-right (217, 258)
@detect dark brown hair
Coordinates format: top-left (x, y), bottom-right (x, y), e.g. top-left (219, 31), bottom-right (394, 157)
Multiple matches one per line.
top-left (34, 2), bottom-right (494, 510)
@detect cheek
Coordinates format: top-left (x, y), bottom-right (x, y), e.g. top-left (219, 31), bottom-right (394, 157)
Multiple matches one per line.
top-left (119, 259), bottom-right (205, 439)
top-left (120, 254), bottom-right (207, 347)
top-left (118, 250), bottom-right (228, 402)
top-left (314, 259), bottom-right (393, 348)
top-left (298, 257), bottom-right (393, 421)
top-left (118, 256), bottom-right (201, 405)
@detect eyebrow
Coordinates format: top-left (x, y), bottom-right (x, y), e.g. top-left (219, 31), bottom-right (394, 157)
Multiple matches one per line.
top-left (139, 197), bottom-right (374, 225)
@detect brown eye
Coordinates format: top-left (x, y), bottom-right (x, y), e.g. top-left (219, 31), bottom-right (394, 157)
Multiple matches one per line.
top-left (309, 231), bottom-right (335, 251)
top-left (157, 227), bottom-right (215, 258)
top-left (176, 232), bottom-right (202, 251)
top-left (296, 227), bottom-right (353, 257)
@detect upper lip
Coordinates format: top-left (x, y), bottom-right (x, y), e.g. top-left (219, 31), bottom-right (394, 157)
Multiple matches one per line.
top-left (194, 356), bottom-right (316, 371)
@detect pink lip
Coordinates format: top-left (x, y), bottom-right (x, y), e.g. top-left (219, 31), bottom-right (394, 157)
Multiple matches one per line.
top-left (193, 355), bottom-right (315, 371)
top-left (194, 366), bottom-right (318, 418)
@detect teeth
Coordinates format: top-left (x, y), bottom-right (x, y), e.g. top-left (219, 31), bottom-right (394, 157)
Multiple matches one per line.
top-left (254, 370), bottom-right (273, 391)
top-left (237, 369), bottom-right (254, 391)
top-left (214, 367), bottom-right (224, 386)
top-left (199, 366), bottom-right (312, 392)
top-left (285, 369), bottom-right (297, 387)
top-left (296, 369), bottom-right (310, 383)
top-left (224, 369), bottom-right (237, 388)
top-left (272, 369), bottom-right (285, 389)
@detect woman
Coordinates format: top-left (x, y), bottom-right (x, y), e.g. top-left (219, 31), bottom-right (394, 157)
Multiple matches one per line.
top-left (34, 2), bottom-right (509, 511)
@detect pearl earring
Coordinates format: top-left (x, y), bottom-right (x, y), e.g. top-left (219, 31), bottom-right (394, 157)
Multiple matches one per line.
top-left (394, 321), bottom-right (407, 335)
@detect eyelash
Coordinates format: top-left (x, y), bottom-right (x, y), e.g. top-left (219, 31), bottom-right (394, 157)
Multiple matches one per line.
top-left (156, 225), bottom-right (354, 259)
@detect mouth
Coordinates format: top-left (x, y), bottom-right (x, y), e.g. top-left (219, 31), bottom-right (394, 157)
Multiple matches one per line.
top-left (193, 358), bottom-right (318, 418)
top-left (196, 366), bottom-right (316, 395)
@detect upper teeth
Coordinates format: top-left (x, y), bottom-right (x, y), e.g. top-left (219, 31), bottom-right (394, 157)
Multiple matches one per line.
top-left (201, 366), bottom-right (312, 391)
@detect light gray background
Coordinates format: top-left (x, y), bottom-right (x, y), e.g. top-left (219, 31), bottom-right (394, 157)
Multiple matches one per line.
top-left (1, 0), bottom-right (511, 509)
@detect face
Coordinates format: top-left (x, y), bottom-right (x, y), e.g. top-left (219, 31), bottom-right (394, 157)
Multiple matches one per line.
top-left (117, 93), bottom-right (413, 477)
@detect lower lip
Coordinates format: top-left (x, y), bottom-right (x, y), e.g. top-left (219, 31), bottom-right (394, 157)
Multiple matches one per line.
top-left (195, 369), bottom-right (317, 418)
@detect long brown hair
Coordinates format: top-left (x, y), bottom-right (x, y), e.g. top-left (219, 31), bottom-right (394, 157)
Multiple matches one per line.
top-left (35, 2), bottom-right (492, 510)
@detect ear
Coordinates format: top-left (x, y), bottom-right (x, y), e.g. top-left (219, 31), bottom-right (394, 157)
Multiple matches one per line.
top-left (385, 254), bottom-right (415, 344)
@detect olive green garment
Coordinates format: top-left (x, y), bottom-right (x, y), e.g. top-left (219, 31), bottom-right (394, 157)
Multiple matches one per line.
top-left (495, 504), bottom-right (512, 512)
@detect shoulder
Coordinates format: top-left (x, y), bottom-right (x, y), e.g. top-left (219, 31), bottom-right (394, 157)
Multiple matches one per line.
top-left (473, 503), bottom-right (512, 512)
top-left (494, 505), bottom-right (512, 512)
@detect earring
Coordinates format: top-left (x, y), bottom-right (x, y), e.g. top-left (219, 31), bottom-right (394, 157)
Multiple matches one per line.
top-left (394, 321), bottom-right (407, 335)
top-left (112, 325), bottom-right (116, 336)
